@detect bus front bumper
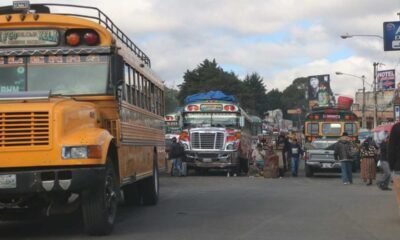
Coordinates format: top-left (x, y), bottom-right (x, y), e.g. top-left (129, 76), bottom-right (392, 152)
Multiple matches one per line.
top-left (0, 166), bottom-right (105, 196)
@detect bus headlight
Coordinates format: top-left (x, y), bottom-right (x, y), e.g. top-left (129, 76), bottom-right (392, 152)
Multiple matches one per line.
top-left (62, 145), bottom-right (102, 159)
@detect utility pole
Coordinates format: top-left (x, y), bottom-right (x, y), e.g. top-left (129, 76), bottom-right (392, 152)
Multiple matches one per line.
top-left (373, 62), bottom-right (379, 128)
top-left (361, 75), bottom-right (366, 128)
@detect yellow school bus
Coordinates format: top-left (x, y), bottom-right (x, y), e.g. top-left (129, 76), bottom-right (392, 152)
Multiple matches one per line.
top-left (0, 1), bottom-right (165, 235)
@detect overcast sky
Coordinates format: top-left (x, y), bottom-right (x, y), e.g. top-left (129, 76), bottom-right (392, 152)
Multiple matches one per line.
top-left (28, 0), bottom-right (400, 97)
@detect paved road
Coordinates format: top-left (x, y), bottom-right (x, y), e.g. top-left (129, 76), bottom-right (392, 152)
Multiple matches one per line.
top-left (1, 171), bottom-right (400, 240)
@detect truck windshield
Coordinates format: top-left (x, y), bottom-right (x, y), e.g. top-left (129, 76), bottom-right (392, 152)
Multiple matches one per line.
top-left (0, 55), bottom-right (109, 95)
top-left (183, 112), bottom-right (239, 128)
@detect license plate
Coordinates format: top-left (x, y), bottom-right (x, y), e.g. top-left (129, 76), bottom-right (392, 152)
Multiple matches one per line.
top-left (0, 174), bottom-right (16, 189)
top-left (203, 158), bottom-right (212, 162)
top-left (322, 163), bottom-right (332, 168)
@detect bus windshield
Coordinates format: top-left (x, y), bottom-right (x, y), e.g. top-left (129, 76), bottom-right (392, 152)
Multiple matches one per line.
top-left (183, 112), bottom-right (239, 128)
top-left (166, 121), bottom-right (181, 134)
top-left (0, 55), bottom-right (109, 95)
top-left (322, 123), bottom-right (342, 135)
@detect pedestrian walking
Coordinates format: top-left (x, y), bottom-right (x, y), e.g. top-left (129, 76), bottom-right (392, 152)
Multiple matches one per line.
top-left (277, 133), bottom-right (291, 172)
top-left (334, 132), bottom-right (354, 184)
top-left (388, 122), bottom-right (400, 210)
top-left (289, 138), bottom-right (303, 177)
top-left (377, 132), bottom-right (391, 190)
top-left (388, 122), bottom-right (400, 172)
top-left (360, 137), bottom-right (377, 186)
top-left (169, 137), bottom-right (185, 176)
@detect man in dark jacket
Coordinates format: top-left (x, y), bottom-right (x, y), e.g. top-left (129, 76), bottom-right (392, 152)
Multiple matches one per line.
top-left (377, 133), bottom-right (391, 190)
top-left (169, 137), bottom-right (185, 176)
top-left (289, 138), bottom-right (303, 177)
top-left (388, 123), bottom-right (400, 172)
top-left (334, 132), bottom-right (353, 184)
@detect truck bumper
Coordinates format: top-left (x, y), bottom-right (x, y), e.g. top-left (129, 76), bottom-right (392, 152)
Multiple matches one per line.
top-left (306, 161), bottom-right (341, 170)
top-left (184, 151), bottom-right (239, 169)
top-left (0, 166), bottom-right (105, 196)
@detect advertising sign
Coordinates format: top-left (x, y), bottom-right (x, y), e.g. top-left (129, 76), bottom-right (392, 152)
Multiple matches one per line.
top-left (383, 21), bottom-right (400, 51)
top-left (377, 69), bottom-right (396, 90)
top-left (308, 74), bottom-right (333, 107)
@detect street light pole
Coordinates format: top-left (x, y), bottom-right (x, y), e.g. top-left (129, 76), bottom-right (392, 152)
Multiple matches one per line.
top-left (361, 75), bottom-right (366, 128)
top-left (373, 62), bottom-right (379, 128)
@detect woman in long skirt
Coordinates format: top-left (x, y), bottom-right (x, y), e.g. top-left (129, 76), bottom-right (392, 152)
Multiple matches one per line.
top-left (360, 138), bottom-right (377, 185)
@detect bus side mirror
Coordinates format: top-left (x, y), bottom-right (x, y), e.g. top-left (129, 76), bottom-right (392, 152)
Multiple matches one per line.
top-left (239, 116), bottom-right (245, 127)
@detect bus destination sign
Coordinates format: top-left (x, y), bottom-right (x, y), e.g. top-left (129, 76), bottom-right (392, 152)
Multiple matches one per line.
top-left (0, 29), bottom-right (59, 47)
top-left (200, 104), bottom-right (223, 111)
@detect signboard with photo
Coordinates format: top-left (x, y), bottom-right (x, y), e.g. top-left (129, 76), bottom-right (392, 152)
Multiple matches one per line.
top-left (308, 74), bottom-right (333, 107)
top-left (377, 69), bottom-right (395, 90)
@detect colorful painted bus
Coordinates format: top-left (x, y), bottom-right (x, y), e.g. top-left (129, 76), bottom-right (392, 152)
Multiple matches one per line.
top-left (0, 2), bottom-right (165, 235)
top-left (304, 107), bottom-right (359, 142)
top-left (164, 112), bottom-right (181, 152)
top-left (179, 92), bottom-right (253, 175)
top-left (304, 106), bottom-right (359, 177)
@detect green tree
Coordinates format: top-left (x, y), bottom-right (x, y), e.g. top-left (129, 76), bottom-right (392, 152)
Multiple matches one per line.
top-left (177, 59), bottom-right (242, 104)
top-left (240, 73), bottom-right (267, 116)
top-left (164, 87), bottom-right (180, 114)
top-left (281, 77), bottom-right (308, 119)
top-left (265, 89), bottom-right (284, 111)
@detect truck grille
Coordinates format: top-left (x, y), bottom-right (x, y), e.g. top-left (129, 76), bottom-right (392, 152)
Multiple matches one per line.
top-left (191, 132), bottom-right (224, 150)
top-left (0, 112), bottom-right (50, 147)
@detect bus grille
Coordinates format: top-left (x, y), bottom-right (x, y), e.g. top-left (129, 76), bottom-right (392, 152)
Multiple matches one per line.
top-left (191, 132), bottom-right (224, 150)
top-left (0, 112), bottom-right (50, 147)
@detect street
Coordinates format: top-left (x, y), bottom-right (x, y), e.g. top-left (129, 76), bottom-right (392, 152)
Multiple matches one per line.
top-left (1, 170), bottom-right (400, 240)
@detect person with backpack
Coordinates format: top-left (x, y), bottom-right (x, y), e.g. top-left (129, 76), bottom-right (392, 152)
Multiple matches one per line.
top-left (169, 137), bottom-right (185, 176)
top-left (334, 132), bottom-right (354, 184)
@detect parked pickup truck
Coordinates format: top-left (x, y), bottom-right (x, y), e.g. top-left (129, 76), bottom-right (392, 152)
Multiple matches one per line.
top-left (304, 139), bottom-right (340, 177)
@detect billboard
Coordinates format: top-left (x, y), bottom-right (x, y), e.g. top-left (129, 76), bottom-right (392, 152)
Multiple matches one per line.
top-left (383, 21), bottom-right (400, 51)
top-left (377, 69), bottom-right (395, 90)
top-left (308, 74), bottom-right (333, 108)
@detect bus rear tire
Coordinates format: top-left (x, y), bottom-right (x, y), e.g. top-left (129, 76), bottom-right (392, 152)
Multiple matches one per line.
top-left (81, 159), bottom-right (118, 236)
top-left (141, 158), bottom-right (159, 206)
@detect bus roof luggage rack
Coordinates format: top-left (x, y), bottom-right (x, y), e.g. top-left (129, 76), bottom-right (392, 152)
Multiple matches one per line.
top-left (0, 3), bottom-right (151, 67)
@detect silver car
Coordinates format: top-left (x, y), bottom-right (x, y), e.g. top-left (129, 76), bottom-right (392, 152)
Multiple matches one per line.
top-left (304, 139), bottom-right (340, 177)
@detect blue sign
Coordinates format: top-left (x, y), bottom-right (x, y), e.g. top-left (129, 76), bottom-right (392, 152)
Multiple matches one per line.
top-left (383, 21), bottom-right (400, 51)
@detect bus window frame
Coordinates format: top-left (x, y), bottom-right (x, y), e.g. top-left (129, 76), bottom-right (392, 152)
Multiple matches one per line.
top-left (306, 122), bottom-right (319, 135)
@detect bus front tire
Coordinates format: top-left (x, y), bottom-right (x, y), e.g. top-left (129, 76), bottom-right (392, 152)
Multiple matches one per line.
top-left (81, 159), bottom-right (118, 236)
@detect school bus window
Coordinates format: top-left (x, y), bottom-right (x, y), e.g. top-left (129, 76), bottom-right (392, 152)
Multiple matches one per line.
top-left (345, 123), bottom-right (356, 135)
top-left (129, 66), bottom-right (135, 105)
top-left (0, 59), bottom-right (26, 93)
top-left (124, 63), bottom-right (131, 103)
top-left (27, 55), bottom-right (109, 95)
top-left (307, 123), bottom-right (319, 135)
